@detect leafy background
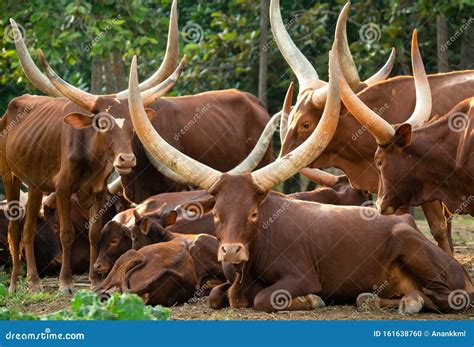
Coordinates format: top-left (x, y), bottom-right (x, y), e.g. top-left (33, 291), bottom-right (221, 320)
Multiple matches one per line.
top-left (0, 0), bottom-right (473, 193)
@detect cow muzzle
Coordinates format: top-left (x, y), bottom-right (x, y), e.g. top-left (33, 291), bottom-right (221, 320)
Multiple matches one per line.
top-left (93, 259), bottom-right (110, 274)
top-left (376, 198), bottom-right (395, 215)
top-left (114, 153), bottom-right (136, 174)
top-left (218, 243), bottom-right (249, 264)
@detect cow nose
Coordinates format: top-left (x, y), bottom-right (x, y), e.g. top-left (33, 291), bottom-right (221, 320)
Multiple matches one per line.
top-left (218, 243), bottom-right (248, 264)
top-left (118, 153), bottom-right (136, 165)
top-left (93, 262), bottom-right (104, 273)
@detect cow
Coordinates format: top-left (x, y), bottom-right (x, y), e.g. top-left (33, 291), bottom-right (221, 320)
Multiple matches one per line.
top-left (0, 198), bottom-right (61, 275)
top-left (335, 34), bottom-right (474, 217)
top-left (13, 4), bottom-right (274, 205)
top-left (275, 1), bottom-right (474, 255)
top-left (2, 15), bottom-right (188, 292)
top-left (128, 47), bottom-right (473, 314)
top-left (97, 233), bottom-right (226, 306)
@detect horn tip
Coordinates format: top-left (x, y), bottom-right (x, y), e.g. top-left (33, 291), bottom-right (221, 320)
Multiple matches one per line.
top-left (9, 18), bottom-right (15, 25)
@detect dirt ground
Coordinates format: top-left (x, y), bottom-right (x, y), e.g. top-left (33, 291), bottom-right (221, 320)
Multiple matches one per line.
top-left (9, 216), bottom-right (474, 320)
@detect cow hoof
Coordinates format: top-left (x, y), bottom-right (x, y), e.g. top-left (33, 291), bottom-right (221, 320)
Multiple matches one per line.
top-left (59, 286), bottom-right (74, 296)
top-left (306, 294), bottom-right (326, 309)
top-left (399, 296), bottom-right (424, 315)
top-left (357, 293), bottom-right (380, 312)
top-left (8, 283), bottom-right (16, 293)
top-left (29, 282), bottom-right (44, 293)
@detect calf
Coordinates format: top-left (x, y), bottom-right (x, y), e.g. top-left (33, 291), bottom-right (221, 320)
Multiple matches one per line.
top-left (97, 234), bottom-right (225, 306)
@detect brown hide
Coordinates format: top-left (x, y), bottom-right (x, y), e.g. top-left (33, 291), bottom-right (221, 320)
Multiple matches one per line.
top-left (98, 234), bottom-right (225, 306)
top-left (121, 90), bottom-right (272, 202)
top-left (193, 174), bottom-right (472, 313)
top-left (281, 71), bottom-right (474, 192)
top-left (289, 176), bottom-right (371, 206)
top-left (376, 98), bottom-right (474, 216)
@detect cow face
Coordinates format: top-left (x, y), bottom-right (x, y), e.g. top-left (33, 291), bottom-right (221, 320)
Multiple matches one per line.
top-left (130, 210), bottom-right (177, 250)
top-left (94, 220), bottom-right (132, 274)
top-left (185, 174), bottom-right (267, 265)
top-left (374, 124), bottom-right (420, 214)
top-left (280, 93), bottom-right (323, 157)
top-left (63, 98), bottom-right (156, 175)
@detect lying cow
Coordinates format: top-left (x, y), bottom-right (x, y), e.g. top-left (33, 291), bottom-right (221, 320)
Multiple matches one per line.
top-left (97, 233), bottom-right (226, 306)
top-left (128, 48), bottom-right (473, 314)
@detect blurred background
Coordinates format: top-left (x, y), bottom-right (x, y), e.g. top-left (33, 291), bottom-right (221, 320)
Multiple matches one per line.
top-left (0, 0), bottom-right (473, 196)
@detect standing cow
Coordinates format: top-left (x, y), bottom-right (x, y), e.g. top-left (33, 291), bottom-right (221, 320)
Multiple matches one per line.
top-left (335, 33), bottom-right (473, 217)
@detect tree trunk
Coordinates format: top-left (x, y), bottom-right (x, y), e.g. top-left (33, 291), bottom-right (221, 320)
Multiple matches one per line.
top-left (436, 15), bottom-right (450, 72)
top-left (91, 56), bottom-right (103, 93)
top-left (112, 49), bottom-right (127, 91)
top-left (460, 21), bottom-right (474, 70)
top-left (104, 56), bottom-right (115, 94)
top-left (258, 0), bottom-right (269, 107)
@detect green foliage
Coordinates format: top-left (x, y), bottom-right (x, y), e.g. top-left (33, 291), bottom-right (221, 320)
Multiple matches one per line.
top-left (1, 0), bottom-right (472, 115)
top-left (0, 288), bottom-right (170, 320)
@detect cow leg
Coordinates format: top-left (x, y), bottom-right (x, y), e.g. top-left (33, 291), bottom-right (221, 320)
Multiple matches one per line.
top-left (22, 188), bottom-right (43, 291)
top-left (398, 290), bottom-right (425, 314)
top-left (422, 201), bottom-right (452, 255)
top-left (209, 282), bottom-right (232, 309)
top-left (253, 278), bottom-right (324, 312)
top-left (88, 191), bottom-right (107, 289)
top-left (4, 174), bottom-right (22, 292)
top-left (357, 293), bottom-right (402, 311)
top-left (56, 186), bottom-right (75, 295)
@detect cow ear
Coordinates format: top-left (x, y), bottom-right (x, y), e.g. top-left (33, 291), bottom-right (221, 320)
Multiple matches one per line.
top-left (144, 108), bottom-right (157, 121)
top-left (392, 123), bottom-right (412, 148)
top-left (139, 217), bottom-right (152, 235)
top-left (133, 209), bottom-right (142, 224)
top-left (64, 112), bottom-right (94, 129)
top-left (162, 210), bottom-right (178, 227)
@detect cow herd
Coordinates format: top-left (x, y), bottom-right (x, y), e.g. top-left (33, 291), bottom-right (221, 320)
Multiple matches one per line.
top-left (1, 0), bottom-right (472, 315)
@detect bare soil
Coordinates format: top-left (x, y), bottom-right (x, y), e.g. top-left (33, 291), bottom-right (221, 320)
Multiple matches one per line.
top-left (11, 217), bottom-right (474, 320)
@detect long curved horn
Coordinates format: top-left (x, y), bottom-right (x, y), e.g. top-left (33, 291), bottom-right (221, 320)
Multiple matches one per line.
top-left (116, 0), bottom-right (179, 98)
top-left (9, 19), bottom-right (63, 97)
top-left (128, 56), bottom-right (221, 190)
top-left (38, 49), bottom-right (99, 112)
top-left (269, 0), bottom-right (321, 95)
top-left (336, 45), bottom-right (395, 145)
top-left (229, 112), bottom-right (281, 174)
top-left (279, 81), bottom-right (294, 145)
top-left (300, 168), bottom-right (338, 187)
top-left (252, 50), bottom-right (340, 191)
top-left (363, 48), bottom-right (396, 86)
top-left (141, 56), bottom-right (186, 107)
top-left (404, 30), bottom-right (432, 127)
top-left (145, 149), bottom-right (189, 184)
top-left (107, 176), bottom-right (123, 195)
top-left (334, 2), bottom-right (360, 90)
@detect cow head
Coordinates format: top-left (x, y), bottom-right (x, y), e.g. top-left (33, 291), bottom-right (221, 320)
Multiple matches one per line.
top-left (275, 0), bottom-right (395, 159)
top-left (35, 50), bottom-right (184, 178)
top-left (336, 31), bottom-right (432, 214)
top-left (10, 0), bottom-right (179, 176)
top-left (130, 208), bottom-right (177, 249)
top-left (128, 48), bottom-right (340, 265)
top-left (94, 220), bottom-right (132, 274)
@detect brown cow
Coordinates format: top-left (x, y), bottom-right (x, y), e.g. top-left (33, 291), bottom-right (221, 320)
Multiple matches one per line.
top-left (129, 48), bottom-right (473, 314)
top-left (289, 169), bottom-right (371, 206)
top-left (97, 234), bottom-right (226, 306)
top-left (335, 33), bottom-right (474, 217)
top-left (276, 2), bottom-right (474, 255)
top-left (2, 22), bottom-right (185, 292)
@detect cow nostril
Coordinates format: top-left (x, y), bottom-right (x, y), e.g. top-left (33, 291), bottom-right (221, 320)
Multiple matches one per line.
top-left (221, 246), bottom-right (227, 254)
top-left (235, 245), bottom-right (241, 253)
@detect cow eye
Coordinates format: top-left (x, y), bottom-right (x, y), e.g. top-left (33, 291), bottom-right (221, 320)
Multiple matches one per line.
top-left (249, 211), bottom-right (258, 222)
top-left (376, 160), bottom-right (383, 167)
top-left (302, 122), bottom-right (310, 129)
